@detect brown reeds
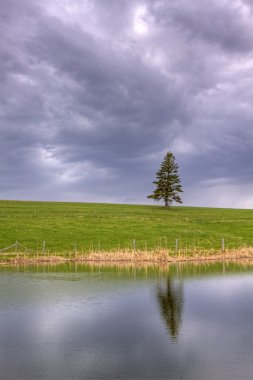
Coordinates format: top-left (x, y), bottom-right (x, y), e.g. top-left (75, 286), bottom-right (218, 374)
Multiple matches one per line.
top-left (1, 247), bottom-right (253, 266)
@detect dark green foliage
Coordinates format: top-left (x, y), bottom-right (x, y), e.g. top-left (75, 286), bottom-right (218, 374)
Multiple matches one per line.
top-left (148, 152), bottom-right (183, 207)
top-left (157, 278), bottom-right (183, 339)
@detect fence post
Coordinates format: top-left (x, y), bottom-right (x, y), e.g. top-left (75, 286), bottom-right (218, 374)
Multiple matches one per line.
top-left (42, 240), bottom-right (46, 254)
top-left (16, 240), bottom-right (19, 260)
top-left (132, 239), bottom-right (136, 251)
top-left (74, 242), bottom-right (77, 256)
top-left (221, 237), bottom-right (225, 252)
top-left (175, 239), bottom-right (179, 253)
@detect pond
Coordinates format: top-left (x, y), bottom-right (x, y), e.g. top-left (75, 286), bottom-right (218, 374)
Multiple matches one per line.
top-left (1, 261), bottom-right (253, 379)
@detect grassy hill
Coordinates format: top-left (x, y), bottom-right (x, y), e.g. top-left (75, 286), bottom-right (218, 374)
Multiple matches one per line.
top-left (0, 200), bottom-right (252, 257)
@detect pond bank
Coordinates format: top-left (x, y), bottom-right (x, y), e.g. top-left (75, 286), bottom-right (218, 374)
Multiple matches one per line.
top-left (1, 247), bottom-right (253, 266)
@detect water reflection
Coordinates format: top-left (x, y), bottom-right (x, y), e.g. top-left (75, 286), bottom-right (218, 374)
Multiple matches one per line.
top-left (2, 262), bottom-right (253, 379)
top-left (157, 277), bottom-right (184, 339)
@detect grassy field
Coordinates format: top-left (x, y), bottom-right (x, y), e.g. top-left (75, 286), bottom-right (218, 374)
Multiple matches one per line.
top-left (0, 200), bottom-right (253, 258)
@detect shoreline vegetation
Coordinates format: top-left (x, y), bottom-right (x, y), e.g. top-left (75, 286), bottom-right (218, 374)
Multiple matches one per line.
top-left (1, 247), bottom-right (253, 266)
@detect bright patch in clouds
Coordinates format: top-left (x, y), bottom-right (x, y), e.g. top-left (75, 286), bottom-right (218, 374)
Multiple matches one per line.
top-left (133, 5), bottom-right (149, 35)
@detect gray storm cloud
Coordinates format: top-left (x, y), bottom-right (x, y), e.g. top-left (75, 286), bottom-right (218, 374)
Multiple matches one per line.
top-left (0, 0), bottom-right (252, 207)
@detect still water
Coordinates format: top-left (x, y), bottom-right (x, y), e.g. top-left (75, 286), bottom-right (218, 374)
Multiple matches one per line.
top-left (1, 262), bottom-right (253, 379)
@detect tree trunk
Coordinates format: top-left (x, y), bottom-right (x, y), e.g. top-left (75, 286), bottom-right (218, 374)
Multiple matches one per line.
top-left (165, 199), bottom-right (172, 208)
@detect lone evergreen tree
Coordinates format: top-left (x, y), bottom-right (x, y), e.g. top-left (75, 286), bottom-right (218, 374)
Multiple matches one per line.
top-left (148, 152), bottom-right (183, 208)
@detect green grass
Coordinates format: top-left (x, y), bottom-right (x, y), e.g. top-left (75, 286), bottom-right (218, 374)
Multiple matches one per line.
top-left (0, 200), bottom-right (253, 255)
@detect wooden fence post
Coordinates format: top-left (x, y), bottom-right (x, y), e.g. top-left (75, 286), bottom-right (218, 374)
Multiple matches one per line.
top-left (221, 238), bottom-right (225, 252)
top-left (175, 239), bottom-right (179, 253)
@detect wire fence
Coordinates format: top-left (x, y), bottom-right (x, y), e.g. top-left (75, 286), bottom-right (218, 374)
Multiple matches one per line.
top-left (0, 241), bottom-right (36, 254)
top-left (0, 236), bottom-right (253, 256)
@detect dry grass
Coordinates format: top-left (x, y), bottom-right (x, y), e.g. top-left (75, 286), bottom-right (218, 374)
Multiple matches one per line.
top-left (75, 247), bottom-right (253, 264)
top-left (1, 247), bottom-right (253, 266)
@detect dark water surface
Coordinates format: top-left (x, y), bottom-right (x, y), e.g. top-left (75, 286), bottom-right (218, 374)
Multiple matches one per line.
top-left (1, 262), bottom-right (253, 379)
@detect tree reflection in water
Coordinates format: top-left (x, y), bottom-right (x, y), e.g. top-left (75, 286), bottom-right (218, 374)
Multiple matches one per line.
top-left (157, 277), bottom-right (184, 339)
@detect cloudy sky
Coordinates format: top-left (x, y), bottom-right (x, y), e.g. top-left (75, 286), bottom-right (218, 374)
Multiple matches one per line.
top-left (1, 0), bottom-right (252, 208)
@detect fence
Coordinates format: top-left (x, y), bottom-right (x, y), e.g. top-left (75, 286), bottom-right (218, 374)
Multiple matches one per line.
top-left (0, 241), bottom-right (36, 254)
top-left (0, 236), bottom-right (252, 256)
